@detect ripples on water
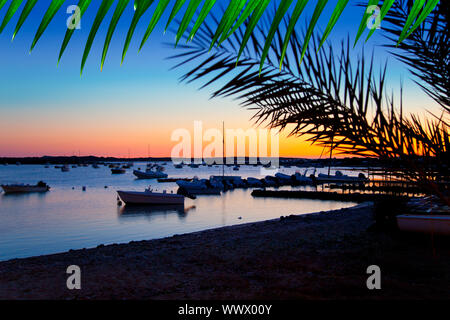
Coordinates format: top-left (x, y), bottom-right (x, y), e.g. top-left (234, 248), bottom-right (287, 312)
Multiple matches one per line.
top-left (0, 163), bottom-right (358, 260)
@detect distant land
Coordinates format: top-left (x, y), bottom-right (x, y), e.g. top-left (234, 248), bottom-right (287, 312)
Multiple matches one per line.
top-left (0, 155), bottom-right (390, 168)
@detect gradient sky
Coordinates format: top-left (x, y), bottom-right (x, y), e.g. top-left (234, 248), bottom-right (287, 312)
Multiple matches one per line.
top-left (0, 1), bottom-right (441, 158)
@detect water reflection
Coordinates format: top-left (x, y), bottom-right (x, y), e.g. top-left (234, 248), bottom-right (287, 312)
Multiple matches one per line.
top-left (118, 204), bottom-right (196, 220)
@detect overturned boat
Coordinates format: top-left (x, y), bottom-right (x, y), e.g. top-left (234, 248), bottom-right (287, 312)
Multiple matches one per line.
top-left (1, 181), bottom-right (50, 194)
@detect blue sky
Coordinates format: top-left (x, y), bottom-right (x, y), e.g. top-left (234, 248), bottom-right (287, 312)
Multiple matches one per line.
top-left (0, 0), bottom-right (440, 157)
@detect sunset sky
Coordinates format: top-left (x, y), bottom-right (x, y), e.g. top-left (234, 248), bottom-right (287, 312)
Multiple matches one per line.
top-left (0, 1), bottom-right (440, 158)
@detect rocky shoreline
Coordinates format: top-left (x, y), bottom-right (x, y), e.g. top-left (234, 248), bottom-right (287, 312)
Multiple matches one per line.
top-left (1, 202), bottom-right (449, 300)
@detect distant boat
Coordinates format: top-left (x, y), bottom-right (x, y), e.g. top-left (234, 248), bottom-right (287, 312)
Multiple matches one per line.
top-left (92, 164), bottom-right (99, 169)
top-left (246, 177), bottom-right (264, 187)
top-left (1, 181), bottom-right (50, 194)
top-left (233, 165), bottom-right (240, 171)
top-left (117, 189), bottom-right (184, 205)
top-left (275, 172), bottom-right (293, 184)
top-left (294, 171), bottom-right (313, 184)
top-left (133, 169), bottom-right (167, 179)
top-left (111, 167), bottom-right (126, 174)
top-left (189, 163), bottom-right (200, 168)
top-left (176, 178), bottom-right (221, 195)
top-left (316, 170), bottom-right (367, 183)
top-left (174, 163), bottom-right (183, 169)
top-left (61, 165), bottom-right (70, 172)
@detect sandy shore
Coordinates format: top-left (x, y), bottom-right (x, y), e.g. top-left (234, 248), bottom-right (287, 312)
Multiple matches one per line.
top-left (1, 203), bottom-right (449, 300)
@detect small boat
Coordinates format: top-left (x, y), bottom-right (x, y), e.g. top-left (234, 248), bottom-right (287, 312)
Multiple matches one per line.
top-left (117, 189), bottom-right (184, 205)
top-left (176, 178), bottom-right (221, 195)
top-left (1, 181), bottom-right (50, 194)
top-left (189, 163), bottom-right (200, 168)
top-left (397, 215), bottom-right (450, 235)
top-left (92, 164), bottom-right (100, 169)
top-left (133, 169), bottom-right (168, 179)
top-left (246, 177), bottom-right (264, 187)
top-left (316, 171), bottom-right (367, 183)
top-left (262, 176), bottom-right (279, 187)
top-left (111, 167), bottom-right (126, 174)
top-left (174, 163), bottom-right (183, 169)
top-left (61, 165), bottom-right (70, 172)
top-left (233, 165), bottom-right (240, 171)
top-left (294, 171), bottom-right (313, 184)
top-left (275, 172), bottom-right (293, 184)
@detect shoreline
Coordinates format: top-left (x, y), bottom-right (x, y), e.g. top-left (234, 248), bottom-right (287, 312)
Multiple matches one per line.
top-left (1, 202), bottom-right (449, 299)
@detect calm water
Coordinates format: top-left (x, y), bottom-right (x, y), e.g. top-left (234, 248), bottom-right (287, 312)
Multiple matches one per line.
top-left (0, 163), bottom-right (358, 261)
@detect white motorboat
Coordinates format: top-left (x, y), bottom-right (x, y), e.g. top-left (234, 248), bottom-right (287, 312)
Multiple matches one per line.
top-left (176, 178), bottom-right (221, 195)
top-left (316, 170), bottom-right (367, 183)
top-left (117, 189), bottom-right (184, 205)
top-left (1, 181), bottom-right (50, 194)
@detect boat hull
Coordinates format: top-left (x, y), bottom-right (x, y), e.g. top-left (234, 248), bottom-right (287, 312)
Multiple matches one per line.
top-left (133, 170), bottom-right (167, 179)
top-left (397, 214), bottom-right (450, 235)
top-left (117, 191), bottom-right (184, 205)
top-left (1, 185), bottom-right (49, 194)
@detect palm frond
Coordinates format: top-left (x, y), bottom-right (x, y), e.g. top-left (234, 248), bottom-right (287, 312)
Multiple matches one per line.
top-left (0, 0), bottom-right (441, 73)
top-left (382, 0), bottom-right (449, 111)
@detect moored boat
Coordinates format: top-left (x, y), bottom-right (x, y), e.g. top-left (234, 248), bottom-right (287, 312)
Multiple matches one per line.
top-left (1, 181), bottom-right (50, 194)
top-left (117, 189), bottom-right (184, 205)
top-left (133, 168), bottom-right (168, 179)
top-left (111, 167), bottom-right (126, 174)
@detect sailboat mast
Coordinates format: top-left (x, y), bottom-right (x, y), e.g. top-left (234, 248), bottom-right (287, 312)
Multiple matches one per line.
top-left (222, 121), bottom-right (225, 178)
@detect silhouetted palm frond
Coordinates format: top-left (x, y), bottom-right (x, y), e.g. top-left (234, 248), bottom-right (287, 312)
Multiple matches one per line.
top-left (383, 0), bottom-right (449, 111)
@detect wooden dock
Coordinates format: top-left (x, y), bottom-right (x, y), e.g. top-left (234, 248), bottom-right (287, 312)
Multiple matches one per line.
top-left (251, 189), bottom-right (409, 202)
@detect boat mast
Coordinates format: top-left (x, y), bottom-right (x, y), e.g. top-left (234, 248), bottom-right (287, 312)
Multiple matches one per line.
top-left (222, 121), bottom-right (225, 179)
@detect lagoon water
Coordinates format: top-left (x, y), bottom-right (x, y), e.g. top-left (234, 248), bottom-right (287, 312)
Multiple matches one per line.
top-left (0, 163), bottom-right (358, 261)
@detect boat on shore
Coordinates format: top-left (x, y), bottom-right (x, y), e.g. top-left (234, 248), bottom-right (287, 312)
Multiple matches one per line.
top-left (397, 215), bottom-right (450, 235)
top-left (1, 181), bottom-right (50, 194)
top-left (117, 189), bottom-right (184, 205)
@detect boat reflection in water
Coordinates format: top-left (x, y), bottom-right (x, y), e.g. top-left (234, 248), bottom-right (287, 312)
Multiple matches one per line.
top-left (118, 204), bottom-right (196, 220)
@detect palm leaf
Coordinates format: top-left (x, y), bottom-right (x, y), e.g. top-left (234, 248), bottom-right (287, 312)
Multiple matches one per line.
top-left (81, 0), bottom-right (114, 74)
top-left (0, 0), bottom-right (441, 72)
top-left (58, 0), bottom-right (92, 64)
top-left (101, 0), bottom-right (130, 71)
top-left (0, 0), bottom-right (24, 34)
top-left (12, 0), bottom-right (37, 40)
top-left (122, 0), bottom-right (154, 63)
top-left (30, 0), bottom-right (65, 52)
